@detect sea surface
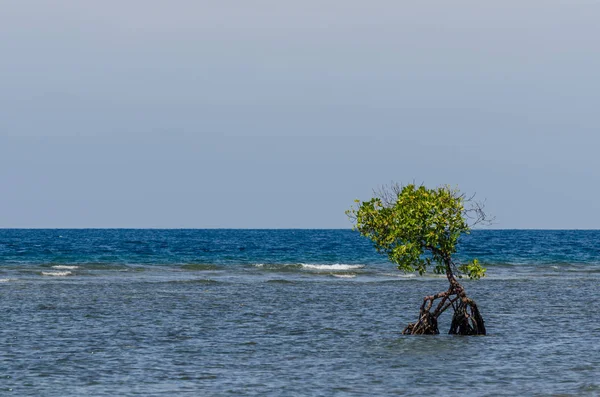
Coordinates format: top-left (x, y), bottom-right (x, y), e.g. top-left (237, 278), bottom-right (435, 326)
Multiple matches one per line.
top-left (1, 229), bottom-right (599, 396)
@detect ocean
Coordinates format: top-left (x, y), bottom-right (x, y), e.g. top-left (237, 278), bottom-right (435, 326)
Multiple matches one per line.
top-left (1, 229), bottom-right (599, 396)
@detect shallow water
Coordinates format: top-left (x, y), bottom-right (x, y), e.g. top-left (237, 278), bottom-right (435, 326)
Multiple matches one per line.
top-left (1, 230), bottom-right (599, 395)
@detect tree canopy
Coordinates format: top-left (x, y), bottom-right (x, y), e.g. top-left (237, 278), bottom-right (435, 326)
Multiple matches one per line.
top-left (346, 183), bottom-right (487, 279)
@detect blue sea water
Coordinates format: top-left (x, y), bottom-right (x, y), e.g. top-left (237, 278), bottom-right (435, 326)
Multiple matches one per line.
top-left (1, 229), bottom-right (599, 396)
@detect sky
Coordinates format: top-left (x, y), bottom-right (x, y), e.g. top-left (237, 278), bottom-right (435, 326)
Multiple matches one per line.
top-left (1, 0), bottom-right (600, 228)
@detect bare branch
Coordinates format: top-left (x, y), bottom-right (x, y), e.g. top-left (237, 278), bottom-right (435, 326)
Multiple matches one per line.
top-left (462, 193), bottom-right (496, 228)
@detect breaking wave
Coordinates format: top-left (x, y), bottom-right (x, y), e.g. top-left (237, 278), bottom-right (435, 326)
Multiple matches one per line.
top-left (253, 263), bottom-right (365, 272)
top-left (300, 264), bottom-right (365, 271)
top-left (41, 271), bottom-right (72, 277)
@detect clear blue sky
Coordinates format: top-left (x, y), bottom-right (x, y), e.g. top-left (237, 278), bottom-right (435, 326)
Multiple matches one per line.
top-left (1, 1), bottom-right (599, 228)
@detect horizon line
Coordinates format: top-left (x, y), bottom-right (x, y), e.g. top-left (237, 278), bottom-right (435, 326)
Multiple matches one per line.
top-left (1, 227), bottom-right (599, 231)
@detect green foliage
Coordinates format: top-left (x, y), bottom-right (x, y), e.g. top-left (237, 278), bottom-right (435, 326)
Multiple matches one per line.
top-left (458, 259), bottom-right (486, 280)
top-left (346, 184), bottom-right (486, 279)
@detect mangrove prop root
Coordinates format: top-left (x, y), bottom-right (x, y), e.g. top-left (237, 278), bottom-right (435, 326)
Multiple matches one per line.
top-left (403, 311), bottom-right (439, 335)
top-left (403, 279), bottom-right (486, 336)
top-left (448, 299), bottom-right (486, 335)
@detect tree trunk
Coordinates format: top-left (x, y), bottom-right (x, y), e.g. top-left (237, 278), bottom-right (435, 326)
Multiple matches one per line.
top-left (402, 260), bottom-right (486, 336)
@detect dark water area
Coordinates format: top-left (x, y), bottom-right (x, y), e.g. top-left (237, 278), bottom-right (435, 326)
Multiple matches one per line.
top-left (1, 229), bottom-right (599, 395)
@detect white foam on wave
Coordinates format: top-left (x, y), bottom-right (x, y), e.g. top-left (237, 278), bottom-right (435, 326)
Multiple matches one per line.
top-left (51, 265), bottom-right (79, 270)
top-left (332, 274), bottom-right (357, 279)
top-left (301, 264), bottom-right (365, 271)
top-left (42, 271), bottom-right (72, 277)
top-left (383, 273), bottom-right (417, 278)
top-left (0, 278), bottom-right (11, 282)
